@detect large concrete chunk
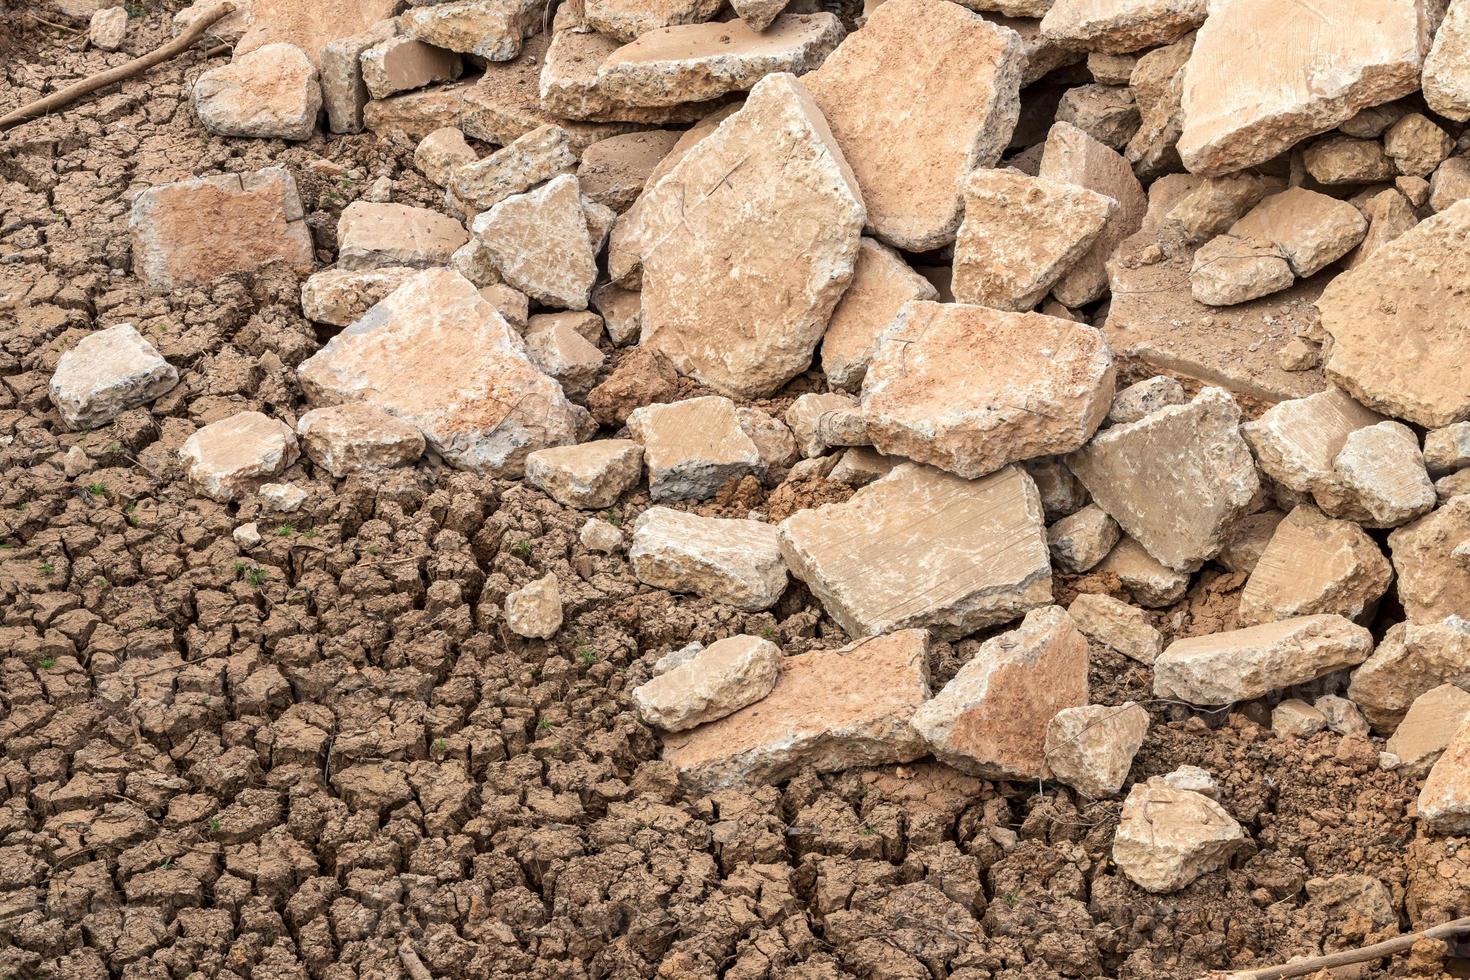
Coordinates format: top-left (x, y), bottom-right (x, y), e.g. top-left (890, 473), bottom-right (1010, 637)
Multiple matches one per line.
top-left (321, 21), bottom-right (397, 134)
top-left (300, 267), bottom-right (419, 327)
top-left (525, 440), bottom-right (643, 509)
top-left (1153, 615), bottom-right (1374, 705)
top-left (1418, 719), bottom-right (1470, 834)
top-left (1113, 782), bottom-right (1246, 893)
top-left (862, 302), bottom-right (1114, 479)
top-left (626, 396), bottom-right (762, 501)
top-left (596, 14), bottom-right (844, 107)
top-left (129, 168), bottom-right (313, 290)
top-left (180, 412), bottom-right (300, 503)
top-left (631, 635), bottom-right (781, 731)
top-left (952, 169), bottom-right (1116, 312)
top-left (633, 73), bottom-right (864, 398)
top-left (1038, 121), bottom-right (1147, 307)
top-left (297, 269), bottom-right (586, 475)
top-left (585, 0), bottom-right (723, 42)
top-left (401, 0), bottom-right (546, 61)
top-left (1320, 201), bottom-right (1470, 428)
top-left (662, 630), bottom-right (931, 791)
top-left (1321, 421), bottom-right (1437, 528)
top-left (1045, 702), bottom-right (1150, 798)
top-left (1242, 387), bottom-right (1384, 498)
top-left (49, 324), bottom-right (178, 431)
top-left (803, 0), bottom-right (1024, 251)
top-left (1387, 684), bottom-right (1470, 772)
top-left (1388, 496), bottom-right (1470, 623)
top-left (1425, 0), bottom-right (1470, 121)
top-left (337, 202), bottom-right (469, 271)
top-left (539, 29), bottom-right (727, 124)
top-left (192, 43), bottom-right (321, 141)
top-left (1188, 234), bottom-right (1294, 307)
top-left (1067, 388), bottom-right (1259, 572)
top-left (820, 239), bottom-right (937, 392)
top-left (1228, 188), bottom-right (1367, 279)
top-left (505, 573), bottom-right (562, 638)
top-left (630, 507), bottom-right (788, 611)
top-left (779, 463), bottom-right (1052, 639)
top-left (911, 606), bottom-right (1089, 779)
top-left (1039, 0), bottom-right (1204, 54)
top-left (448, 123), bottom-right (576, 215)
top-left (1349, 621), bottom-right (1470, 731)
top-left (234, 0), bottom-right (397, 67)
top-left (296, 403), bottom-right (425, 477)
top-left (1238, 505), bottom-right (1392, 626)
top-left (471, 174), bottom-right (599, 311)
top-left (361, 36), bottom-right (465, 100)
top-left (1177, 0), bottom-right (1429, 175)
top-left (1068, 592), bottom-right (1162, 664)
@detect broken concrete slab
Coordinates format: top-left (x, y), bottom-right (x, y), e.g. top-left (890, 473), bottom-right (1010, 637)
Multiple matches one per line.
top-left (448, 123), bottom-right (576, 215)
top-left (505, 573), bottom-right (563, 638)
top-left (337, 202), bottom-right (469, 271)
top-left (49, 324), bottom-right (178, 431)
top-left (585, 0), bottom-right (723, 42)
top-left (1346, 187), bottom-right (1419, 270)
top-left (1238, 505), bottom-right (1392, 627)
top-left (321, 20), bottom-right (397, 134)
top-left (626, 396), bottom-right (763, 501)
top-left (192, 42), bottom-right (321, 141)
top-left (1039, 0), bottom-right (1204, 54)
top-left (414, 127), bottom-right (477, 188)
top-left (297, 269), bottom-right (587, 475)
top-left (1096, 535), bottom-right (1190, 607)
top-left (632, 634), bottom-right (781, 731)
top-left (1388, 496), bottom-right (1470, 624)
top-left (1350, 620), bottom-right (1470, 731)
top-left (1153, 614), bottom-right (1374, 705)
top-left (661, 629), bottom-right (931, 791)
top-left (779, 462), bottom-right (1051, 639)
top-left (803, 0), bottom-right (1024, 251)
top-left (629, 506), bottom-right (788, 610)
top-left (1228, 188), bottom-right (1368, 279)
top-left (820, 238), bottom-right (938, 392)
top-left (471, 174), bottom-right (599, 311)
top-left (1068, 591), bottom-right (1162, 664)
top-left (295, 403), bottom-right (425, 477)
top-left (525, 440), bottom-right (643, 509)
top-left (361, 36), bottom-right (465, 100)
top-left (911, 605), bottom-right (1089, 779)
top-left (1418, 718), bottom-right (1470, 833)
top-left (1425, 0), bottom-right (1470, 121)
top-left (524, 318), bottom-right (605, 398)
top-left (1320, 421), bottom-right (1437, 528)
top-left (1113, 781), bottom-right (1246, 893)
top-left (129, 167), bottom-right (313, 290)
top-left (1048, 503), bottom-right (1121, 574)
top-left (862, 302), bottom-right (1115, 480)
top-left (1188, 234), bottom-right (1294, 307)
top-left (179, 411), bottom-right (300, 503)
top-left (577, 130), bottom-right (682, 211)
top-left (401, 0), bottom-right (546, 61)
top-left (1426, 423), bottom-right (1470, 476)
top-left (1242, 387), bottom-right (1384, 499)
top-left (1044, 702), bottom-right (1150, 798)
top-left (538, 29), bottom-right (728, 124)
top-left (234, 0), bottom-right (397, 67)
top-left (299, 267), bottom-right (419, 327)
top-left (1387, 684), bottom-right (1470, 772)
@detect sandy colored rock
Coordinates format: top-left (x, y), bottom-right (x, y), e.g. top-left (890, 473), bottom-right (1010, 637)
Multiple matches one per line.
top-left (1389, 497), bottom-right (1470, 623)
top-left (1096, 535), bottom-right (1189, 607)
top-left (49, 324), bottom-right (178, 431)
top-left (1321, 421), bottom-right (1436, 528)
top-left (1038, 121), bottom-right (1147, 307)
top-left (627, 396), bottom-right (762, 501)
top-left (337, 202), bottom-right (468, 271)
top-left (662, 630), bottom-right (931, 791)
top-left (299, 267), bottom-right (419, 326)
top-left (401, 0), bottom-right (546, 60)
top-left (321, 21), bottom-right (397, 134)
top-left (1044, 702), bottom-right (1149, 798)
top-left (471, 174), bottom-right (598, 311)
top-left (577, 131), bottom-right (681, 212)
top-left (912, 606), bottom-right (1089, 779)
top-left (1387, 684), bottom-right (1470, 771)
top-left (585, 0), bottom-right (723, 42)
top-left (235, 0), bottom-right (397, 68)
top-left (820, 239), bottom-right (937, 392)
top-left (829, 446), bottom-right (900, 488)
top-left (505, 573), bottom-right (563, 639)
top-left (1048, 504), bottom-right (1121, 574)
top-left (1228, 188), bottom-right (1367, 279)
top-left (174, 0), bottom-right (255, 45)
top-left (1385, 113), bottom-right (1453, 178)
top-left (449, 123), bottom-right (576, 215)
top-left (784, 392), bottom-right (866, 459)
top-left (361, 36), bottom-right (465, 100)
top-left (1303, 136), bottom-right (1396, 185)
top-left (862, 302), bottom-right (1114, 480)
top-left (414, 128), bottom-right (477, 188)
top-left (1216, 509), bottom-right (1286, 575)
top-left (1418, 718), bottom-right (1470, 833)
top-left (1108, 376), bottom-right (1186, 425)
top-left (952, 169), bottom-right (1116, 311)
top-left (1057, 83), bottom-right (1139, 152)
top-left (1154, 614), bottom-right (1374, 705)
top-left (179, 412), bottom-right (300, 503)
top-left (803, 0), bottom-right (1024, 251)
top-left (731, 0), bottom-right (789, 30)
top-left (89, 6), bottom-right (126, 49)
top-left (1320, 201), bottom-right (1470, 428)
top-left (580, 518), bottom-right (624, 553)
top-left (538, 29), bottom-right (727, 125)
top-left (525, 440), bottom-right (643, 509)
top-left (295, 403), bottom-right (425, 477)
top-left (1431, 156), bottom-right (1470, 214)
top-left (632, 73), bottom-right (863, 398)
top-left (596, 14), bottom-right (844, 107)
top-left (480, 284), bottom-right (529, 327)
top-left (1068, 591), bottom-right (1162, 664)
top-left (297, 269), bottom-right (587, 475)
top-left (630, 506), bottom-right (787, 611)
top-left (1162, 174), bottom-right (1282, 247)
top-left (1189, 234), bottom-right (1294, 307)
top-left (192, 42), bottom-right (320, 141)
top-left (591, 283), bottom-right (642, 346)
top-left (1242, 387), bottom-right (1384, 498)
top-left (1273, 698), bottom-right (1327, 738)
top-left (1113, 782), bottom-right (1246, 893)
top-left (524, 319), bottom-right (605, 397)
top-left (1067, 388), bottom-right (1258, 572)
top-left (1177, 0), bottom-right (1428, 175)
top-left (780, 462), bottom-right (1051, 639)
top-left (1346, 188), bottom-right (1419, 270)
top-left (1350, 620), bottom-right (1470, 731)
top-left (1039, 0), bottom-right (1203, 53)
top-left (587, 347), bottom-right (679, 426)
top-left (1316, 694), bottom-right (1369, 737)
top-left (1238, 505), bottom-right (1392, 626)
top-left (1426, 423), bottom-right (1470, 476)
top-left (129, 167), bottom-right (313, 290)
top-left (1026, 456), bottom-right (1090, 521)
top-left (631, 635), bottom-right (781, 731)
top-left (1425, 0), bottom-right (1470, 121)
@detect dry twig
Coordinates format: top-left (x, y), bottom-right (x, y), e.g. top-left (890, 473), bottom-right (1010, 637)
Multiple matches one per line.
top-left (1212, 914), bottom-right (1470, 979)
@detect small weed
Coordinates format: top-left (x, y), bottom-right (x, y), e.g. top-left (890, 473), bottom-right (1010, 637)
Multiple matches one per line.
top-left (761, 626), bottom-right (775, 639)
top-left (576, 646), bottom-right (596, 666)
top-left (40, 561), bottom-right (55, 577)
top-left (432, 737), bottom-right (448, 755)
top-left (232, 560), bottom-right (248, 575)
top-left (1002, 893), bottom-right (1018, 908)
top-left (208, 818), bottom-right (221, 833)
top-left (159, 858), bottom-right (172, 870)
top-left (246, 567), bottom-right (268, 586)
top-left (85, 482), bottom-right (107, 497)
top-left (604, 510), bottom-right (623, 528)
top-left (304, 528), bottom-right (319, 540)
top-left (512, 539), bottom-right (533, 557)
top-left (275, 522), bottom-right (296, 537)
top-left (38, 657), bottom-right (55, 670)
top-left (536, 717), bottom-right (553, 732)
top-left (92, 577), bottom-right (106, 588)
top-left (105, 441), bottom-right (121, 454)
top-left (125, 0), bottom-right (147, 16)
top-left (125, 502), bottom-right (139, 526)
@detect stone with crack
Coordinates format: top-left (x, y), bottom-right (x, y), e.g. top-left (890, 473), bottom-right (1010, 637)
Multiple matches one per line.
top-left (862, 302), bottom-right (1114, 480)
top-left (361, 36), bottom-right (465, 100)
top-left (525, 440), bottom-right (643, 509)
top-left (1188, 234), bottom-right (1294, 307)
top-left (1318, 421), bottom-right (1436, 528)
top-left (523, 318), bottom-right (605, 398)
top-left (1425, 0), bottom-right (1470, 121)
top-left (504, 573), bottom-right (562, 638)
top-left (1386, 684), bottom-right (1470, 772)
top-left (779, 462), bottom-right (1051, 639)
top-left (802, 0), bottom-right (1024, 251)
top-left (1044, 702), bottom-right (1149, 798)
top-left (1242, 387), bottom-right (1383, 499)
top-left (1153, 614), bottom-right (1374, 705)
top-left (337, 202), bottom-right (469, 271)
top-left (300, 267), bottom-right (419, 327)
top-left (447, 123), bottom-right (577, 215)
top-left (1227, 188), bottom-right (1367, 279)
top-left (1068, 592), bottom-right (1162, 664)
top-left (295, 403), bottom-right (425, 477)
top-left (1067, 388), bottom-right (1259, 572)
top-left (1047, 504), bottom-right (1121, 574)
top-left (1112, 781), bottom-right (1246, 893)
top-left (784, 392), bottom-right (867, 459)
top-left (630, 507), bottom-right (787, 611)
top-left (631, 634), bottom-right (781, 731)
top-left (179, 412), bottom-right (300, 503)
top-left (1095, 535), bottom-right (1190, 607)
top-left (912, 605), bottom-right (1089, 779)
top-left (471, 174), bottom-right (599, 311)
top-left (49, 324), bottom-right (178, 431)
top-left (1388, 496), bottom-right (1470, 623)
top-left (1237, 505), bottom-right (1392, 626)
top-left (296, 269), bottom-right (588, 476)
top-left (821, 239), bottom-right (937, 392)
top-left (1349, 619), bottom-right (1470, 732)
top-left (662, 630), bottom-right (931, 790)
top-left (401, 0), bottom-right (547, 60)
top-left (192, 43), bottom-right (321, 141)
top-left (626, 396), bottom-right (762, 501)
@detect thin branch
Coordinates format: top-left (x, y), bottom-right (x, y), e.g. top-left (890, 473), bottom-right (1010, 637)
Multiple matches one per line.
top-left (1214, 914), bottom-right (1470, 980)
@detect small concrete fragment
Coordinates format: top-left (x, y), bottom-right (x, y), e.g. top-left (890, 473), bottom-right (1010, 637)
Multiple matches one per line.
top-left (1039, 0), bottom-right (1204, 54)
top-left (471, 174), bottom-right (599, 311)
top-left (580, 518), bottom-right (624, 553)
top-left (361, 36), bottom-right (464, 100)
top-left (505, 573), bottom-right (563, 639)
top-left (258, 482), bottom-right (306, 513)
top-left (820, 239), bottom-right (938, 392)
top-left (1389, 496), bottom-right (1470, 623)
top-left (1384, 113), bottom-right (1453, 178)
top-left (1068, 592), bottom-right (1162, 664)
top-left (1237, 505), bottom-right (1392, 626)
top-left (179, 412), bottom-right (300, 503)
top-left (1107, 376), bottom-right (1186, 425)
top-left (1386, 684), bottom-right (1470, 772)
top-left (89, 6), bottom-right (127, 50)
top-left (1228, 188), bottom-right (1367, 279)
top-left (631, 635), bottom-right (781, 731)
top-left (300, 267), bottom-right (418, 326)
top-left (630, 507), bottom-right (787, 611)
top-left (1320, 421), bottom-right (1436, 528)
top-left (321, 21), bottom-right (397, 134)
top-left (661, 630), bottom-right (931, 791)
top-left (1044, 702), bottom-right (1149, 798)
top-left (1349, 620), bottom-right (1470, 732)
top-left (337, 202), bottom-right (469, 271)
top-left (1188, 234), bottom-right (1294, 307)
top-left (524, 319), bottom-right (605, 398)
top-left (1273, 698), bottom-right (1327, 738)
top-left (779, 463), bottom-right (1052, 639)
top-left (592, 283), bottom-right (643, 346)
top-left (1425, 0), bottom-right (1470, 122)
top-left (627, 396), bottom-right (762, 501)
top-left (49, 324), bottom-right (178, 431)
top-left (1418, 719), bottom-right (1470, 834)
top-left (1164, 172), bottom-right (1281, 245)
top-left (1153, 615), bottom-right (1374, 705)
top-left (525, 440), bottom-right (643, 509)
top-left (401, 0), bottom-right (546, 61)
top-left (585, 0), bottom-right (723, 42)
top-left (1426, 423), bottom-right (1470, 476)
top-left (1315, 694), bottom-right (1370, 738)
top-left (414, 127), bottom-right (477, 187)
top-left (1096, 535), bottom-right (1190, 607)
top-left (295, 403), bottom-right (425, 477)
top-left (1303, 136), bottom-right (1395, 185)
top-left (1113, 782), bottom-right (1245, 893)
top-left (1346, 187), bottom-right (1419, 271)
top-left (1057, 83), bottom-right (1140, 152)
top-left (448, 123), bottom-right (576, 215)
top-left (1242, 387), bottom-right (1383, 499)
top-left (784, 392), bottom-right (867, 459)
top-left (538, 29), bottom-right (727, 125)
top-left (829, 447), bottom-right (900, 488)
top-left (911, 606), bottom-right (1089, 779)
top-left (577, 130), bottom-right (681, 212)
top-left (1215, 509), bottom-right (1286, 576)
top-left (192, 42), bottom-right (321, 141)
top-left (1048, 504), bottom-right (1121, 574)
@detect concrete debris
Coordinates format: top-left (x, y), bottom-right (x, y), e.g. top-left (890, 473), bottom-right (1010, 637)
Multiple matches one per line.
top-left (89, 6), bottom-right (127, 50)
top-left (1417, 717), bottom-right (1470, 834)
top-left (630, 506), bottom-right (788, 611)
top-left (1384, 113), bottom-right (1453, 178)
top-left (820, 239), bottom-right (938, 392)
top-left (1040, 0), bottom-right (1204, 54)
top-left (1425, 0), bottom-right (1470, 121)
top-left (627, 396), bottom-right (762, 501)
top-left (1315, 694), bottom-right (1369, 738)
top-left (1237, 505), bottom-right (1392, 626)
top-left (504, 573), bottom-right (563, 639)
top-left (448, 123), bottom-right (576, 215)
top-left (471, 174), bottom-right (599, 310)
top-left (401, 0), bottom-right (546, 61)
top-left (1025, 456), bottom-right (1090, 522)
top-left (1303, 135), bottom-right (1395, 186)
top-left (1096, 535), bottom-right (1190, 607)
top-left (1047, 504), bottom-right (1121, 574)
top-left (337, 202), bottom-right (469, 271)
top-left (1068, 591), bottom-right (1162, 664)
top-left (1044, 702), bottom-right (1149, 798)
top-left (49, 324), bottom-right (178, 431)
top-left (1113, 781), bottom-right (1245, 893)
top-left (1349, 619), bottom-right (1470, 732)
top-left (1386, 684), bottom-right (1470, 772)
top-left (179, 411), bottom-right (300, 503)
top-left (524, 317), bottom-right (605, 398)
top-left (321, 21), bottom-right (397, 134)
top-left (580, 518), bottom-right (624, 553)
top-left (1388, 495), bottom-right (1470, 623)
top-left (525, 440), bottom-right (643, 509)
top-left (1107, 376), bottom-right (1186, 425)
top-left (1057, 83), bottom-right (1140, 152)
top-left (1188, 234), bottom-right (1294, 307)
top-left (414, 127), bottom-right (477, 188)
top-left (1273, 699), bottom-right (1327, 738)
top-left (1320, 420), bottom-right (1436, 528)
top-left (631, 635), bottom-right (781, 732)
top-left (1227, 188), bottom-right (1367, 279)
top-left (577, 130), bottom-right (682, 211)
top-left (1425, 423), bottom-right (1470, 476)
top-left (300, 267), bottom-right (418, 326)
top-left (737, 407), bottom-right (799, 483)
top-left (361, 36), bottom-right (465, 101)
top-left (584, 0), bottom-right (723, 42)
top-left (784, 392), bottom-right (867, 459)
top-left (1242, 387), bottom-right (1383, 500)
top-left (295, 403), bottom-right (425, 477)
top-left (192, 43), bottom-right (320, 141)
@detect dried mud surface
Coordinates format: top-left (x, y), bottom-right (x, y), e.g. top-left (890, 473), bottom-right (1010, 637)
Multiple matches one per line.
top-left (3, 5), bottom-right (1469, 979)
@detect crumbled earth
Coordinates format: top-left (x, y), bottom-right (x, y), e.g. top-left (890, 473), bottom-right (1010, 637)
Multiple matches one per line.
top-left (3, 4), bottom-right (1469, 980)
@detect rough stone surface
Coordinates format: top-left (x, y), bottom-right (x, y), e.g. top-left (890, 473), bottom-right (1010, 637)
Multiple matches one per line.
top-left (1189, 234), bottom-right (1294, 307)
top-left (1393, 494), bottom-right (1470, 619)
top-left (1322, 421), bottom-right (1437, 528)
top-left (1057, 83), bottom-right (1140, 151)
top-left (414, 127), bottom-right (478, 188)
top-left (629, 507), bottom-right (787, 611)
top-left (1418, 718), bottom-right (1470, 834)
top-left (784, 392), bottom-right (866, 459)
top-left (337, 202), bottom-right (468, 271)
top-left (321, 21), bottom-right (397, 134)
top-left (1238, 505), bottom-right (1392, 626)
top-left (1273, 699), bottom-right (1328, 738)
top-left (1154, 614), bottom-right (1374, 705)
top-left (1426, 423), bottom-right (1470, 476)
top-left (1228, 188), bottom-right (1367, 279)
top-left (89, 6), bottom-right (127, 50)
top-left (577, 130), bottom-right (682, 211)
top-left (803, 0), bottom-right (1024, 251)
top-left (1044, 702), bottom-right (1150, 798)
top-left (1216, 509), bottom-right (1286, 575)
top-left (626, 396), bottom-right (762, 501)
top-left (820, 239), bottom-right (937, 392)
top-left (448, 123), bottom-right (577, 215)
top-left (1113, 782), bottom-right (1246, 893)
top-left (361, 36), bottom-right (465, 100)
top-left (1048, 504), bottom-right (1121, 574)
top-left (1316, 694), bottom-right (1370, 738)
top-left (1108, 376), bottom-right (1186, 425)
top-left (779, 462), bottom-right (1051, 639)
top-left (49, 324), bottom-right (178, 430)
top-left (504, 573), bottom-right (563, 638)
top-left (1039, 0), bottom-right (1204, 54)
top-left (1386, 684), bottom-right (1470, 771)
top-left (1068, 592), bottom-right (1162, 664)
top-left (911, 606), bottom-right (1089, 779)
top-left (192, 43), bottom-right (321, 141)
top-left (1164, 173), bottom-right (1281, 245)
top-left (524, 318), bottom-right (605, 397)
top-left (1242, 387), bottom-right (1383, 498)
top-left (471, 174), bottom-right (599, 311)
top-left (179, 412), bottom-right (300, 503)
top-left (295, 403), bottom-right (426, 477)
top-left (585, 0), bottom-right (723, 42)
top-left (129, 167), bottom-right (313, 290)
top-left (297, 269), bottom-right (587, 475)
top-left (1305, 135), bottom-right (1397, 185)
top-left (580, 517), bottom-right (624, 553)
top-left (401, 0), bottom-right (546, 61)
top-left (1067, 388), bottom-right (1259, 572)
top-left (234, 0), bottom-right (397, 67)
top-left (1425, 0), bottom-right (1470, 121)
top-left (538, 29), bottom-right (727, 125)
top-left (633, 73), bottom-right (863, 398)
top-left (662, 630), bottom-right (931, 791)
top-left (300, 267), bottom-right (419, 326)
top-left (1346, 187), bottom-right (1419, 270)
top-left (525, 440), bottom-right (643, 509)
top-left (862, 302), bottom-right (1114, 480)
top-left (1096, 535), bottom-right (1190, 607)
top-left (1350, 620), bottom-right (1470, 731)
top-left (631, 635), bottom-right (781, 732)
top-left (1384, 112), bottom-right (1453, 178)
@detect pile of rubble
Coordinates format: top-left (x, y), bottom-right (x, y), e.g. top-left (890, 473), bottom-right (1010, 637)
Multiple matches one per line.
top-left (34, 0), bottom-right (1470, 912)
